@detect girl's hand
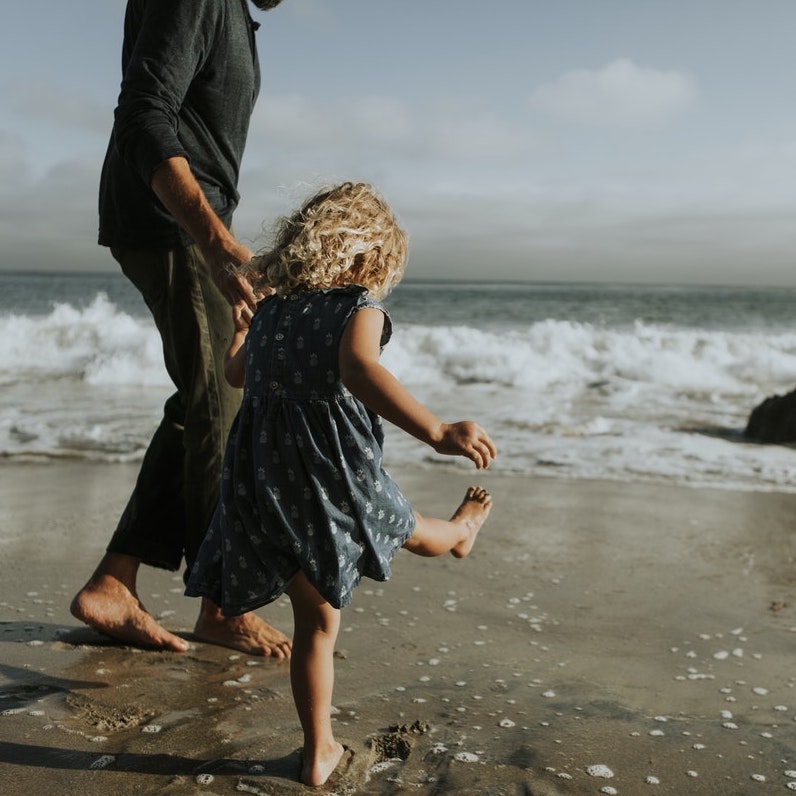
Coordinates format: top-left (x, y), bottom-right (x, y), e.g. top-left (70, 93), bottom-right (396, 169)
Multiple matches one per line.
top-left (231, 301), bottom-right (252, 334)
top-left (433, 421), bottom-right (497, 470)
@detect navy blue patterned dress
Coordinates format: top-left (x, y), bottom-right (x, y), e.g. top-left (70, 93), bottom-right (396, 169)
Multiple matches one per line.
top-left (185, 285), bottom-right (416, 612)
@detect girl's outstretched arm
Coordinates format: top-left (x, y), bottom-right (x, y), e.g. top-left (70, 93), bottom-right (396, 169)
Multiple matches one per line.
top-left (340, 308), bottom-right (497, 469)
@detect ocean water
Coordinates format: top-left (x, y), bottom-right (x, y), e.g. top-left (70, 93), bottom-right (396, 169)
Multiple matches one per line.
top-left (2, 270), bottom-right (796, 492)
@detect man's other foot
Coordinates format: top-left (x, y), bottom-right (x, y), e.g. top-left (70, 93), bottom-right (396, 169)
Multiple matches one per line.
top-left (194, 602), bottom-right (291, 659)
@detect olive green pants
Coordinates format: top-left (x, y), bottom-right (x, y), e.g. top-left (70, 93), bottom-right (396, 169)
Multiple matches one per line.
top-left (107, 246), bottom-right (240, 575)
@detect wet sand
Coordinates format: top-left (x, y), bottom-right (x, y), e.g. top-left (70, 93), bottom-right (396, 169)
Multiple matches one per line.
top-left (1, 460), bottom-right (795, 795)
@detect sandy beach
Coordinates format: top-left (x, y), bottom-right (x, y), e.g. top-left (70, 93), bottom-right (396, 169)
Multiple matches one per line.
top-left (1, 460), bottom-right (795, 795)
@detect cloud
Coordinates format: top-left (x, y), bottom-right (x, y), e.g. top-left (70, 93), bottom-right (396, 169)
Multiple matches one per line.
top-left (0, 131), bottom-right (28, 185)
top-left (7, 79), bottom-right (109, 134)
top-left (426, 106), bottom-right (529, 160)
top-left (250, 93), bottom-right (530, 168)
top-left (281, 0), bottom-right (335, 28)
top-left (529, 58), bottom-right (697, 127)
top-left (0, 156), bottom-right (102, 271)
top-left (350, 96), bottom-right (414, 143)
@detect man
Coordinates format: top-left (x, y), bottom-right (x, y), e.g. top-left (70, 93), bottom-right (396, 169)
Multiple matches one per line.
top-left (70, 0), bottom-right (291, 658)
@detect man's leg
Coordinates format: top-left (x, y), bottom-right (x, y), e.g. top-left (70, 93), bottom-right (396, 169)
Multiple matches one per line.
top-left (71, 248), bottom-right (198, 650)
top-left (71, 246), bottom-right (289, 656)
top-left (69, 550), bottom-right (190, 651)
top-left (175, 245), bottom-right (290, 658)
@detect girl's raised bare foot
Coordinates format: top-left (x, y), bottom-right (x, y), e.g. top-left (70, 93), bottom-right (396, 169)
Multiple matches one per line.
top-left (301, 740), bottom-right (346, 787)
top-left (451, 486), bottom-right (492, 558)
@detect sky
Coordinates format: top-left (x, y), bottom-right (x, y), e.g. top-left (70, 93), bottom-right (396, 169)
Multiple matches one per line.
top-left (2, 0), bottom-right (796, 286)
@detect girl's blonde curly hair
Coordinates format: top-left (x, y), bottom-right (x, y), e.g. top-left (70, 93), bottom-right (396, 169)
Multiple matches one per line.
top-left (241, 182), bottom-right (408, 300)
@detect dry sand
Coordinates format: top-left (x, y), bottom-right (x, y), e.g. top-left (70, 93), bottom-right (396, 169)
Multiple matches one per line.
top-left (1, 460), bottom-right (795, 795)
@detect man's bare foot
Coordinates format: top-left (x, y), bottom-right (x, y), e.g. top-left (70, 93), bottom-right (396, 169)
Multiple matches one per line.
top-left (193, 599), bottom-right (291, 659)
top-left (301, 740), bottom-right (346, 787)
top-left (450, 486), bottom-right (492, 558)
top-left (70, 574), bottom-right (189, 652)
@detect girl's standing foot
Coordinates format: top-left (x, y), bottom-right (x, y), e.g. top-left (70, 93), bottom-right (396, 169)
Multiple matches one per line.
top-left (285, 571), bottom-right (342, 787)
top-left (302, 740), bottom-right (345, 787)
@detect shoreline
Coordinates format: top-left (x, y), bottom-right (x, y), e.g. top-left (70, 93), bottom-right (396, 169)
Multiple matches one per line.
top-left (1, 460), bottom-right (795, 794)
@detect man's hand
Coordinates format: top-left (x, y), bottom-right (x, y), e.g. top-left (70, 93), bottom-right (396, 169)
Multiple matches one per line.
top-left (207, 253), bottom-right (258, 314)
top-left (150, 156), bottom-right (259, 311)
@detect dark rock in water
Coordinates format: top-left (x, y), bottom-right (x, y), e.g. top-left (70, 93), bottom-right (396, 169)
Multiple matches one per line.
top-left (745, 389), bottom-right (796, 443)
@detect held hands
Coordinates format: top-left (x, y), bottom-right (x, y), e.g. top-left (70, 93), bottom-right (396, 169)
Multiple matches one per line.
top-left (148, 156), bottom-right (258, 313)
top-left (209, 253), bottom-right (258, 321)
top-left (432, 421), bottom-right (497, 470)
top-left (209, 247), bottom-right (274, 327)
top-left (230, 275), bottom-right (274, 339)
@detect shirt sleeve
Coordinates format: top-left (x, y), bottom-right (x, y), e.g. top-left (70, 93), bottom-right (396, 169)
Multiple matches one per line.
top-left (112, 0), bottom-right (222, 184)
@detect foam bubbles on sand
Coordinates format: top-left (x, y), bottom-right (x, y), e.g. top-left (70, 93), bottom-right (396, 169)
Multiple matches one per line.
top-left (586, 764), bottom-right (614, 778)
top-left (713, 650), bottom-right (729, 660)
top-left (368, 760), bottom-right (396, 775)
top-left (89, 755), bottom-right (115, 770)
top-left (222, 673), bottom-right (252, 687)
top-left (453, 752), bottom-right (480, 763)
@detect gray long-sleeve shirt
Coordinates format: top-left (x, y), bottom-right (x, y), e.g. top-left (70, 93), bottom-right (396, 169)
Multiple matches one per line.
top-left (98, 0), bottom-right (261, 249)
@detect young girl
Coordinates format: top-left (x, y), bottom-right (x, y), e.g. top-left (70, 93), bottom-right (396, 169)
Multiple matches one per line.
top-left (186, 182), bottom-right (496, 787)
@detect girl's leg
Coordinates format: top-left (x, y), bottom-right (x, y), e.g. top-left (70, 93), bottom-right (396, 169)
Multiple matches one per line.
top-left (285, 570), bottom-right (344, 787)
top-left (403, 486), bottom-right (492, 559)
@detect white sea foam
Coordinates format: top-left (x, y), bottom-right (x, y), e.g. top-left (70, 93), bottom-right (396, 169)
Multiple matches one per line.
top-left (381, 320), bottom-right (796, 492)
top-left (2, 286), bottom-right (796, 492)
top-left (0, 293), bottom-right (167, 387)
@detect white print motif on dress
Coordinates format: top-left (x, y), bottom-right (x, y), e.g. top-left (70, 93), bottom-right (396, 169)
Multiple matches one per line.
top-left (187, 289), bottom-right (415, 612)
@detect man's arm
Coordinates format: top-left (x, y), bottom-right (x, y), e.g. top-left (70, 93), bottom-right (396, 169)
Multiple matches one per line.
top-left (117, 1), bottom-right (257, 310)
top-left (151, 156), bottom-right (256, 309)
